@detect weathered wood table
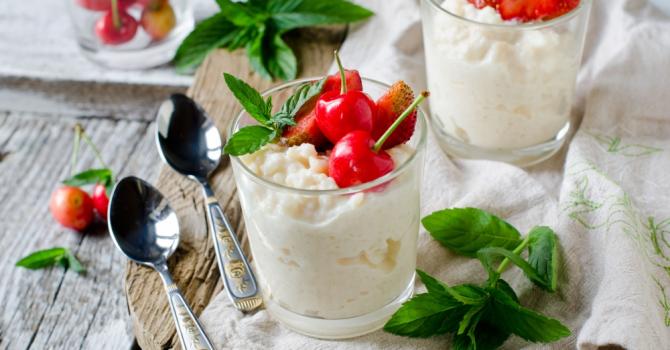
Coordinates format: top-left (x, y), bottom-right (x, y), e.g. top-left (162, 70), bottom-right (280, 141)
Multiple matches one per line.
top-left (0, 79), bottom-right (185, 349)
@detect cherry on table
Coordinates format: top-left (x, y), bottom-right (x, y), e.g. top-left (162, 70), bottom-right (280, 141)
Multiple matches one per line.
top-left (91, 183), bottom-right (109, 220)
top-left (95, 9), bottom-right (138, 45)
top-left (49, 186), bottom-right (94, 231)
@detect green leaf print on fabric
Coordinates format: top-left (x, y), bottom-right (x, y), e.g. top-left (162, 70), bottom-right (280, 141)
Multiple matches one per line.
top-left (589, 132), bottom-right (662, 157)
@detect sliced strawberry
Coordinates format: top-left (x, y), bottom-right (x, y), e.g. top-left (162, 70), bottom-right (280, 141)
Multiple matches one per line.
top-left (467, 0), bottom-right (500, 10)
top-left (281, 98), bottom-right (328, 148)
top-left (499, 0), bottom-right (579, 21)
top-left (323, 69), bottom-right (363, 93)
top-left (371, 81), bottom-right (416, 150)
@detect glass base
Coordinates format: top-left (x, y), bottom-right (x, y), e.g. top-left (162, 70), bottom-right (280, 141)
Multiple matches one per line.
top-left (78, 18), bottom-right (193, 70)
top-left (432, 122), bottom-right (571, 167)
top-left (264, 273), bottom-right (415, 339)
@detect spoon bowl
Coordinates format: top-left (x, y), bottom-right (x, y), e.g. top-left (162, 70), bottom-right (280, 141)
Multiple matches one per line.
top-left (154, 93), bottom-right (261, 312)
top-left (156, 93), bottom-right (222, 181)
top-left (108, 176), bottom-right (214, 350)
top-left (108, 176), bottom-right (179, 266)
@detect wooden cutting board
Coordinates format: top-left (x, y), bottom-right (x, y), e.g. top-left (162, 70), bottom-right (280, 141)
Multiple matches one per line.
top-left (124, 27), bottom-right (346, 350)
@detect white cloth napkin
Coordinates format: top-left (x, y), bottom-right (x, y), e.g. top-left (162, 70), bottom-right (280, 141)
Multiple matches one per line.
top-left (200, 0), bottom-right (670, 348)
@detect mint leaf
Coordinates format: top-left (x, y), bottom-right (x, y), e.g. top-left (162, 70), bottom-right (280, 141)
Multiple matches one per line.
top-left (266, 0), bottom-right (302, 13)
top-left (228, 25), bottom-right (259, 51)
top-left (477, 247), bottom-right (547, 288)
top-left (223, 125), bottom-right (276, 156)
top-left (16, 247), bottom-right (86, 274)
top-left (16, 247), bottom-right (67, 269)
top-left (527, 226), bottom-right (559, 292)
top-left (448, 284), bottom-right (489, 306)
top-left (215, 0), bottom-right (264, 26)
top-left (485, 287), bottom-right (570, 343)
top-left (416, 269), bottom-right (450, 296)
top-left (223, 73), bottom-right (272, 124)
top-left (271, 78), bottom-right (325, 128)
top-left (63, 168), bottom-right (112, 187)
top-left (422, 208), bottom-right (522, 258)
top-left (457, 303), bottom-right (485, 335)
top-left (266, 33), bottom-right (298, 81)
top-left (65, 252), bottom-right (86, 273)
top-left (271, 0), bottom-right (374, 31)
top-left (383, 293), bottom-right (469, 338)
top-left (246, 27), bottom-right (273, 80)
top-left (174, 14), bottom-right (241, 72)
top-left (453, 320), bottom-right (510, 350)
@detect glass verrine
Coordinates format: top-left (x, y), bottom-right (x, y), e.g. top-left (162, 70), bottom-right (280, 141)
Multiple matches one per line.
top-left (66, 0), bottom-right (193, 69)
top-left (421, 0), bottom-right (592, 166)
top-left (229, 78), bottom-right (427, 339)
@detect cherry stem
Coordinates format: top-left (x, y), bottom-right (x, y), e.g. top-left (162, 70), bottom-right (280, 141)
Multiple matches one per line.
top-left (373, 91), bottom-right (429, 152)
top-left (111, 0), bottom-right (121, 30)
top-left (334, 50), bottom-right (347, 95)
top-left (78, 125), bottom-right (109, 170)
top-left (70, 124), bottom-right (83, 177)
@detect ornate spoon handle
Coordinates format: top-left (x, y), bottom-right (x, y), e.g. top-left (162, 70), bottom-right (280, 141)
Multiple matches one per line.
top-left (202, 182), bottom-right (262, 312)
top-left (156, 265), bottom-right (214, 350)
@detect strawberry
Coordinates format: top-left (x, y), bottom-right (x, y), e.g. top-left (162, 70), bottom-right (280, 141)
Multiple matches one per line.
top-left (323, 69), bottom-right (363, 93)
top-left (281, 98), bottom-right (328, 148)
top-left (499, 0), bottom-right (579, 21)
top-left (468, 0), bottom-right (500, 9)
top-left (371, 81), bottom-right (416, 150)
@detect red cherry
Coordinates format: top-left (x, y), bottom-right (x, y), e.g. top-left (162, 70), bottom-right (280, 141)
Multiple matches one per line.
top-left (91, 183), bottom-right (109, 220)
top-left (323, 69), bottom-right (363, 93)
top-left (95, 10), bottom-right (138, 45)
top-left (77, 0), bottom-right (135, 11)
top-left (49, 186), bottom-right (94, 231)
top-left (328, 130), bottom-right (394, 188)
top-left (315, 90), bottom-right (375, 144)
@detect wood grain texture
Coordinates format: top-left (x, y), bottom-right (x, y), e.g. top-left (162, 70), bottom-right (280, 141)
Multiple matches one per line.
top-left (125, 27), bottom-right (346, 350)
top-left (0, 111), bottom-right (162, 350)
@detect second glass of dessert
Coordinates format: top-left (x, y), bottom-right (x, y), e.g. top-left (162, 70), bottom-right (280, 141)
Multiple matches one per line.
top-left (227, 57), bottom-right (428, 339)
top-left (421, 0), bottom-right (592, 166)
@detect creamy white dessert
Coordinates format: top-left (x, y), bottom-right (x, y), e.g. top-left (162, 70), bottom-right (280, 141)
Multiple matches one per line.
top-left (424, 0), bottom-right (581, 149)
top-left (233, 143), bottom-right (420, 320)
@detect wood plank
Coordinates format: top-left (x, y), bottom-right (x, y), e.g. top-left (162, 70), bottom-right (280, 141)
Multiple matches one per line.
top-left (124, 27), bottom-right (346, 350)
top-left (0, 77), bottom-right (186, 121)
top-left (0, 111), bottom-right (161, 350)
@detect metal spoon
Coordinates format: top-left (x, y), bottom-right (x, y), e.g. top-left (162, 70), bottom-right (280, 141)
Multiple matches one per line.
top-left (155, 93), bottom-right (261, 312)
top-left (108, 176), bottom-right (214, 350)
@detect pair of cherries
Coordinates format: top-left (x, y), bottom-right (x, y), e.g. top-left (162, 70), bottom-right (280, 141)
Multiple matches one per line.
top-left (315, 53), bottom-right (427, 188)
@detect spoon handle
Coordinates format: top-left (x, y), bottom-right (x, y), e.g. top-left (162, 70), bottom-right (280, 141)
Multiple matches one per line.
top-left (202, 183), bottom-right (262, 312)
top-left (157, 265), bottom-right (215, 350)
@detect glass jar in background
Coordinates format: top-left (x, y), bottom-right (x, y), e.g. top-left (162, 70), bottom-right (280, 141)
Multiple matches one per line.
top-left (66, 0), bottom-right (193, 69)
top-left (421, 0), bottom-right (592, 166)
top-left (229, 78), bottom-right (427, 339)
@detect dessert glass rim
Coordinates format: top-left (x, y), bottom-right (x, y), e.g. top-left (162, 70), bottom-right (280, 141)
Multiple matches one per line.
top-left (424, 0), bottom-right (591, 30)
top-left (228, 76), bottom-right (428, 196)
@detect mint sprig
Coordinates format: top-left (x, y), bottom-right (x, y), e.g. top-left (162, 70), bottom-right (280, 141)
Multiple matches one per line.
top-left (175, 0), bottom-right (374, 80)
top-left (223, 73), bottom-right (325, 156)
top-left (384, 208), bottom-right (569, 348)
top-left (16, 247), bottom-right (86, 274)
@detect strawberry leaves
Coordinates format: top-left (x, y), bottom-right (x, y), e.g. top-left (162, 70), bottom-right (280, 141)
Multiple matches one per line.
top-left (385, 208), bottom-right (568, 348)
top-left (223, 73), bottom-right (325, 156)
